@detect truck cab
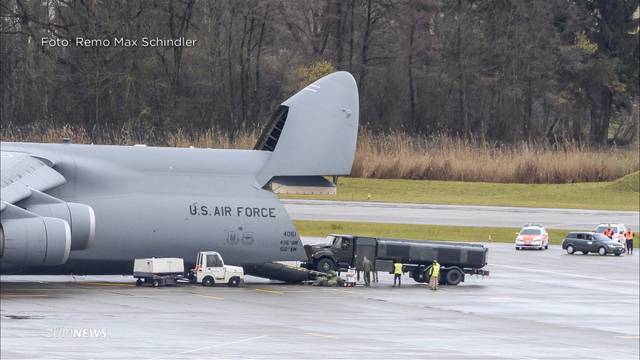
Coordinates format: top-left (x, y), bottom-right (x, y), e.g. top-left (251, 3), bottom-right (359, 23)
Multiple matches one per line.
top-left (304, 234), bottom-right (374, 272)
top-left (191, 251), bottom-right (244, 287)
top-left (303, 234), bottom-right (353, 272)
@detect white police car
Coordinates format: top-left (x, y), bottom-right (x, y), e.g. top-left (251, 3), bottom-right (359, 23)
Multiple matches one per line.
top-left (515, 224), bottom-right (549, 250)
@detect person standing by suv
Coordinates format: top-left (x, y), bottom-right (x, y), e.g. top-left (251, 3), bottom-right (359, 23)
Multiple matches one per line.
top-left (625, 229), bottom-right (634, 255)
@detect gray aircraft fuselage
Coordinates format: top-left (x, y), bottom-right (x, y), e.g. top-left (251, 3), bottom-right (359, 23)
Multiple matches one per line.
top-left (1, 71), bottom-right (360, 275)
top-left (0, 142), bottom-right (305, 275)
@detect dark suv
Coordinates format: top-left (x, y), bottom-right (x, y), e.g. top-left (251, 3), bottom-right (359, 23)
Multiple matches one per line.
top-left (562, 232), bottom-right (625, 256)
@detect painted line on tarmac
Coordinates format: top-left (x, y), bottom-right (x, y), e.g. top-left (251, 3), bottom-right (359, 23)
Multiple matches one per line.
top-left (305, 332), bottom-right (336, 339)
top-left (255, 288), bottom-right (285, 295)
top-left (148, 335), bottom-right (268, 359)
top-left (192, 293), bottom-right (224, 301)
top-left (492, 264), bottom-right (638, 285)
top-left (81, 282), bottom-right (135, 287)
top-left (0, 288), bottom-right (70, 291)
top-left (1, 294), bottom-right (48, 297)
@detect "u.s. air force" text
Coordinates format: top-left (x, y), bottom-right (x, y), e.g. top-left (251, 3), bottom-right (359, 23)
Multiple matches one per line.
top-left (189, 203), bottom-right (276, 218)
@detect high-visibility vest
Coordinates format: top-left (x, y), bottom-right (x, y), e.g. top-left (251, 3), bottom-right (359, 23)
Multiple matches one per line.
top-left (393, 263), bottom-right (403, 275)
top-left (626, 231), bottom-right (634, 240)
top-left (430, 263), bottom-right (441, 278)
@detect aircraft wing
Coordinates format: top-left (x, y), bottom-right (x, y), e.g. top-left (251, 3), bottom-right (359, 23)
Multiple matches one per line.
top-left (1, 151), bottom-right (66, 206)
top-left (0, 149), bottom-right (95, 266)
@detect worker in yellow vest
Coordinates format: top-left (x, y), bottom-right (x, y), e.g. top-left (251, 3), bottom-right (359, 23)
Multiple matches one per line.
top-left (428, 259), bottom-right (441, 291)
top-left (625, 230), bottom-right (634, 255)
top-left (393, 260), bottom-right (403, 287)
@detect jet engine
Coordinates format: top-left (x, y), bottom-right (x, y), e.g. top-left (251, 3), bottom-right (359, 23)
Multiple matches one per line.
top-left (0, 216), bottom-right (71, 265)
top-left (23, 202), bottom-right (95, 250)
top-left (18, 190), bottom-right (95, 250)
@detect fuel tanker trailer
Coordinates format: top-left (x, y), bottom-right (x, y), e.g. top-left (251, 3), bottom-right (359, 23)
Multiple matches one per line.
top-left (304, 234), bottom-right (490, 285)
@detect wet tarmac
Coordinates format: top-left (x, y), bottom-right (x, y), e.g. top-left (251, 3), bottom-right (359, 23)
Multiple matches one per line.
top-left (1, 243), bottom-right (638, 359)
top-left (283, 199), bottom-right (640, 230)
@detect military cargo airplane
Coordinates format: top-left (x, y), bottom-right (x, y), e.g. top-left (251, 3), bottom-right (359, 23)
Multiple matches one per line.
top-left (0, 72), bottom-right (358, 278)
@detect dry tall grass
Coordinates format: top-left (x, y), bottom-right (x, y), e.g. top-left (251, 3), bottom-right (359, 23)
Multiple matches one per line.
top-left (2, 125), bottom-right (638, 183)
top-left (353, 130), bottom-right (639, 183)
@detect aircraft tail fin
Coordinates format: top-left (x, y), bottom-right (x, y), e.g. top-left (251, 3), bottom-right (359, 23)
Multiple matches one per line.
top-left (255, 71), bottom-right (359, 187)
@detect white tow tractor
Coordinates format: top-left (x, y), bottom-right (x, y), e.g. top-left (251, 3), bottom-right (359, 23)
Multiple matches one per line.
top-left (187, 251), bottom-right (245, 287)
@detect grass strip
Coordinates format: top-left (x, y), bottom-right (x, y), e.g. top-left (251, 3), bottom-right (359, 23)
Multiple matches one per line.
top-left (294, 220), bottom-right (640, 247)
top-left (283, 173), bottom-right (639, 211)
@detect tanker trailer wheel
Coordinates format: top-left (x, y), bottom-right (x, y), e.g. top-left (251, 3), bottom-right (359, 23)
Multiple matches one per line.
top-left (412, 270), bottom-right (426, 283)
top-left (152, 279), bottom-right (160, 288)
top-left (445, 268), bottom-right (464, 286)
top-left (316, 258), bottom-right (335, 273)
top-left (202, 276), bottom-right (215, 287)
top-left (135, 279), bottom-right (143, 287)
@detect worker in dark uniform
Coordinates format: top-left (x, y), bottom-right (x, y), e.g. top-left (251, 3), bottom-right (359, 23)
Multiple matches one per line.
top-left (362, 256), bottom-right (372, 287)
top-left (393, 260), bottom-right (403, 287)
top-left (625, 229), bottom-right (634, 255)
top-left (372, 260), bottom-right (378, 283)
top-left (355, 254), bottom-right (361, 282)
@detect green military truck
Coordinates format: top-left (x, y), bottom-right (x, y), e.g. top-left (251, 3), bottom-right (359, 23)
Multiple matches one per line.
top-left (303, 234), bottom-right (489, 285)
